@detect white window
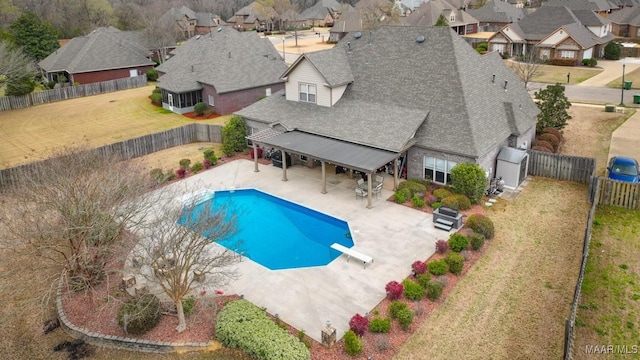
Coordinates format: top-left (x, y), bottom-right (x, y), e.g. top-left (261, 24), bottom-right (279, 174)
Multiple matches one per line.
top-left (560, 50), bottom-right (574, 59)
top-left (266, 88), bottom-right (271, 97)
top-left (299, 83), bottom-right (316, 103)
top-left (208, 94), bottom-right (214, 106)
top-left (450, 15), bottom-right (455, 22)
top-left (492, 43), bottom-right (505, 54)
top-left (424, 156), bottom-right (457, 185)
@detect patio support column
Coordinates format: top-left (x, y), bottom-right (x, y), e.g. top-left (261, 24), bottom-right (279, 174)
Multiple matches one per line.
top-left (252, 142), bottom-right (259, 172)
top-left (281, 149), bottom-right (288, 182)
top-left (367, 173), bottom-right (373, 209)
top-left (393, 158), bottom-right (399, 191)
top-left (321, 161), bottom-right (327, 194)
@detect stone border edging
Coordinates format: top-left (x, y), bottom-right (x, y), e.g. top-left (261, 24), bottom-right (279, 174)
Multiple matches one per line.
top-left (55, 279), bottom-right (217, 353)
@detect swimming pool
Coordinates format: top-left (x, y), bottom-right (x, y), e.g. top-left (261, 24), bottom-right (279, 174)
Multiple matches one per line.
top-left (178, 188), bottom-right (354, 270)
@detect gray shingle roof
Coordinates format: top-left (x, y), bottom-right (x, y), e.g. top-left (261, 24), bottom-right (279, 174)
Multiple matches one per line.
top-left (516, 5), bottom-right (582, 40)
top-left (544, 0), bottom-right (617, 11)
top-left (301, 0), bottom-right (354, 20)
top-left (38, 27), bottom-right (154, 73)
top-left (156, 27), bottom-right (287, 94)
top-left (404, 0), bottom-right (478, 27)
top-left (284, 48), bottom-right (354, 87)
top-left (467, 0), bottom-right (525, 23)
top-left (608, 4), bottom-right (640, 26)
top-left (238, 26), bottom-right (538, 158)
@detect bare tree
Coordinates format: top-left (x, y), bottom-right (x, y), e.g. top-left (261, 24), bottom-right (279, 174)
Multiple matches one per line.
top-left (0, 145), bottom-right (157, 292)
top-left (510, 47), bottom-right (543, 90)
top-left (0, 41), bottom-right (37, 89)
top-left (131, 192), bottom-right (241, 333)
top-left (358, 0), bottom-right (403, 31)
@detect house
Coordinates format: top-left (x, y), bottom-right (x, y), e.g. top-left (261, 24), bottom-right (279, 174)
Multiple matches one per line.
top-left (236, 26), bottom-right (538, 206)
top-left (488, 5), bottom-right (613, 62)
top-left (543, 0), bottom-right (619, 15)
top-left (301, 0), bottom-right (355, 27)
top-left (278, 8), bottom-right (306, 31)
top-left (155, 27), bottom-right (287, 115)
top-left (38, 27), bottom-right (155, 85)
top-left (607, 2), bottom-right (640, 37)
top-left (467, 0), bottom-right (525, 32)
top-left (159, 6), bottom-right (223, 40)
top-left (226, 2), bottom-right (279, 31)
top-left (404, 0), bottom-right (479, 34)
top-left (330, 0), bottom-right (404, 42)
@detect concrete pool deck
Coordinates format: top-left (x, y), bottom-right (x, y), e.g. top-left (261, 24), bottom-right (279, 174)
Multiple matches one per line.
top-left (140, 159), bottom-right (442, 342)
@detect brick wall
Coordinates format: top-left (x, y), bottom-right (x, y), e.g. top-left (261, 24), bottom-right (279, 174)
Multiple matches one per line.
top-left (205, 83), bottom-right (285, 115)
top-left (73, 66), bottom-right (154, 85)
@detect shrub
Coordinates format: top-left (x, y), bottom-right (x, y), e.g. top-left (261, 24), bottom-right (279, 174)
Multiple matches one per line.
top-left (440, 194), bottom-right (471, 210)
top-left (460, 250), bottom-right (472, 261)
top-left (175, 168), bottom-right (186, 178)
top-left (533, 140), bottom-right (554, 153)
top-left (411, 260), bottom-right (427, 275)
top-left (215, 300), bottom-right (310, 359)
top-left (425, 193), bottom-right (438, 206)
top-left (179, 158), bottom-right (191, 169)
top-left (344, 330), bottom-right (363, 356)
top-left (385, 281), bottom-right (404, 300)
top-left (151, 92), bottom-right (162, 105)
top-left (435, 239), bottom-right (449, 254)
top-left (541, 127), bottom-right (563, 141)
top-left (448, 233), bottom-right (469, 252)
top-left (194, 102), bottom-right (208, 116)
top-left (402, 279), bottom-right (425, 300)
top-left (412, 194), bottom-right (425, 208)
top-left (431, 202), bottom-right (441, 209)
top-left (450, 163), bottom-right (488, 204)
top-left (428, 259), bottom-right (448, 276)
top-left (582, 58), bottom-right (597, 67)
top-left (191, 162), bottom-right (203, 173)
top-left (145, 69), bottom-right (158, 81)
top-left (426, 281), bottom-right (445, 301)
top-left (445, 252), bottom-right (465, 275)
top-left (203, 159), bottom-right (213, 169)
top-left (388, 301), bottom-right (407, 319)
top-left (470, 232), bottom-right (485, 250)
top-left (349, 313), bottom-right (369, 337)
top-left (604, 41), bottom-right (621, 60)
top-left (182, 296), bottom-right (196, 316)
top-left (416, 273), bottom-right (431, 288)
top-left (221, 115), bottom-right (248, 156)
top-left (152, 87), bottom-right (161, 94)
top-left (466, 214), bottom-right (495, 239)
top-left (149, 168), bottom-right (165, 184)
top-left (397, 179), bottom-right (427, 198)
top-left (432, 188), bottom-right (453, 201)
top-left (117, 294), bottom-right (162, 334)
top-left (203, 148), bottom-right (217, 165)
top-left (532, 145), bottom-right (553, 153)
top-left (396, 308), bottom-right (414, 331)
top-left (369, 317), bottom-right (391, 333)
top-left (394, 187), bottom-right (411, 204)
top-left (538, 133), bottom-right (560, 150)
top-left (550, 58), bottom-right (576, 66)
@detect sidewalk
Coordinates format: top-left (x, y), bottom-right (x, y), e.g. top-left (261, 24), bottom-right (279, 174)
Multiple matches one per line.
top-left (609, 109), bottom-right (640, 161)
top-left (577, 59), bottom-right (640, 87)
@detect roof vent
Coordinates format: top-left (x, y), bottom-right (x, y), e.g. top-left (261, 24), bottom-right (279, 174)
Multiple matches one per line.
top-left (416, 35), bottom-right (425, 43)
top-left (347, 42), bottom-right (351, 52)
top-left (504, 80), bottom-right (508, 91)
top-left (492, 74), bottom-right (496, 83)
top-left (353, 31), bottom-right (362, 39)
top-left (195, 35), bottom-right (201, 40)
top-left (217, 27), bottom-right (223, 32)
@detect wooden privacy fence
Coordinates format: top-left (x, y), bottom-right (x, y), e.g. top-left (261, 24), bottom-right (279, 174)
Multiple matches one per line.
top-left (0, 75), bottom-right (148, 111)
top-left (527, 150), bottom-right (596, 183)
top-left (589, 176), bottom-right (640, 209)
top-left (0, 123), bottom-right (222, 188)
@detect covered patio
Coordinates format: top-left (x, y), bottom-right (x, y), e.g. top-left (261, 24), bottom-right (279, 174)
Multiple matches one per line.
top-left (247, 129), bottom-right (406, 208)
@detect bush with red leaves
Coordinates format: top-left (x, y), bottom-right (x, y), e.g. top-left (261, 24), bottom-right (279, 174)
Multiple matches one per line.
top-left (348, 313), bottom-right (369, 337)
top-left (175, 168), bottom-right (187, 178)
top-left (411, 260), bottom-right (427, 275)
top-left (385, 281), bottom-right (404, 300)
top-left (435, 239), bottom-right (449, 254)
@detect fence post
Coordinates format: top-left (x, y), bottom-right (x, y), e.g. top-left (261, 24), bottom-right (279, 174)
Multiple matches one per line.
top-left (563, 318), bottom-right (571, 360)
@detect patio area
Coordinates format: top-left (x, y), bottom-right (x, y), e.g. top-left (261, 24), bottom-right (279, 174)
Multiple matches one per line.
top-left (132, 159), bottom-right (442, 343)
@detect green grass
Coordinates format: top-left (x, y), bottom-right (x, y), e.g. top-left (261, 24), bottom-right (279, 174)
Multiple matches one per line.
top-left (529, 64), bottom-right (602, 85)
top-left (574, 206), bottom-right (640, 358)
top-left (606, 67), bottom-right (640, 89)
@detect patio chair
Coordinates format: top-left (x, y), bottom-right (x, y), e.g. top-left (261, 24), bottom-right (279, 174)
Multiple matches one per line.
top-left (357, 178), bottom-right (364, 187)
top-left (373, 183), bottom-right (383, 198)
top-left (375, 175), bottom-right (384, 184)
top-left (355, 187), bottom-right (368, 200)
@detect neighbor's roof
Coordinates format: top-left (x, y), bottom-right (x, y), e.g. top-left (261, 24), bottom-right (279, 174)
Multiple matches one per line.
top-left (608, 4), bottom-right (640, 26)
top-left (238, 26), bottom-right (538, 159)
top-left (156, 27), bottom-right (287, 94)
top-left (543, 0), bottom-right (618, 12)
top-left (301, 0), bottom-right (354, 20)
top-left (404, 0), bottom-right (479, 27)
top-left (467, 0), bottom-right (525, 24)
top-left (38, 27), bottom-right (154, 73)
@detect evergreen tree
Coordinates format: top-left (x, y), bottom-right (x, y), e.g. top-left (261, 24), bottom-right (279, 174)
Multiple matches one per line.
top-left (221, 115), bottom-right (248, 157)
top-left (604, 41), bottom-right (622, 60)
top-left (435, 14), bottom-right (449, 26)
top-left (534, 84), bottom-right (572, 131)
top-left (9, 12), bottom-right (59, 61)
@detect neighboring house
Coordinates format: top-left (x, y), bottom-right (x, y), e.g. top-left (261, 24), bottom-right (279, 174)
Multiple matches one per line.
top-left (330, 0), bottom-right (403, 42)
top-left (38, 27), bottom-right (155, 85)
top-left (160, 6), bottom-right (222, 39)
top-left (488, 5), bottom-right (613, 62)
top-left (226, 2), bottom-right (279, 31)
top-left (155, 27), bottom-right (287, 115)
top-left (544, 0), bottom-right (619, 15)
top-left (278, 8), bottom-right (306, 30)
top-left (236, 26), bottom-right (538, 202)
top-left (301, 0), bottom-right (355, 27)
top-left (467, 0), bottom-right (525, 32)
top-left (404, 0), bottom-right (479, 34)
top-left (607, 3), bottom-right (640, 37)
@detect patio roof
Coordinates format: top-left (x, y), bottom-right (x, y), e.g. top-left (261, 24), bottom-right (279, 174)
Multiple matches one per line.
top-left (247, 130), bottom-right (400, 173)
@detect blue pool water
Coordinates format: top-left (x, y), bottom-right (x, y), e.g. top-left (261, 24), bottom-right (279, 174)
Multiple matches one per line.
top-left (178, 188), bottom-right (354, 270)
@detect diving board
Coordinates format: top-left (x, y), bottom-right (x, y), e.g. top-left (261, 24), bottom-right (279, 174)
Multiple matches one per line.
top-left (330, 243), bottom-right (373, 268)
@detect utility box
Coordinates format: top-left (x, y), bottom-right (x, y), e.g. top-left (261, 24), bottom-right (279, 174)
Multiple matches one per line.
top-left (495, 147), bottom-right (529, 189)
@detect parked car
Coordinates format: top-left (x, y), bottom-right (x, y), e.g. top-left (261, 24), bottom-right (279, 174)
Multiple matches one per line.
top-left (607, 156), bottom-right (640, 183)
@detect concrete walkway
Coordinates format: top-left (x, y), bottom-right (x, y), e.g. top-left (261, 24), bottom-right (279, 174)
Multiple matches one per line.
top-left (577, 58), bottom-right (640, 87)
top-left (130, 160), bottom-right (443, 343)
